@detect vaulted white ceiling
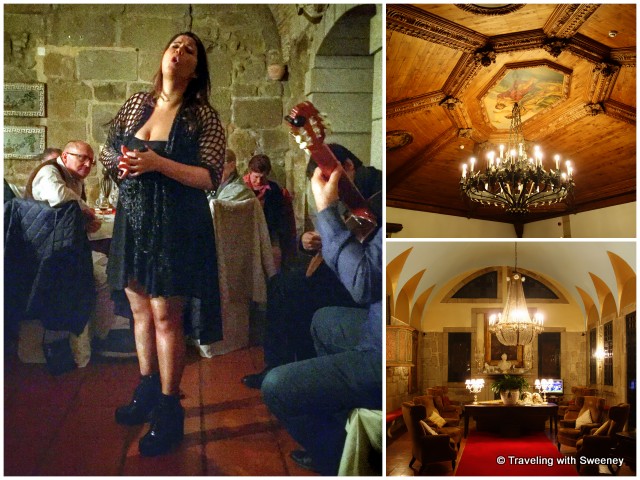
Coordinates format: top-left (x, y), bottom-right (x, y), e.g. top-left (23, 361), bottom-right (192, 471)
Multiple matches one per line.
top-left (386, 241), bottom-right (636, 317)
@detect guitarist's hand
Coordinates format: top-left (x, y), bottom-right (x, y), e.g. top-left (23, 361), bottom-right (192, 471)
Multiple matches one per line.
top-left (311, 165), bottom-right (341, 211)
top-left (301, 231), bottom-right (322, 252)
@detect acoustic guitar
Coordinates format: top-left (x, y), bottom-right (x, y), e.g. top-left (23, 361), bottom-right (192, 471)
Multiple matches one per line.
top-left (285, 101), bottom-right (378, 275)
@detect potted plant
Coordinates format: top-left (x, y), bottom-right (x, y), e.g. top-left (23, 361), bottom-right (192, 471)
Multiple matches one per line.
top-left (490, 375), bottom-right (529, 406)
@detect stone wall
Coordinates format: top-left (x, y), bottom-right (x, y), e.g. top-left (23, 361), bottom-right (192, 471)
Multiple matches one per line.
top-left (386, 366), bottom-right (410, 412)
top-left (4, 4), bottom-right (381, 233)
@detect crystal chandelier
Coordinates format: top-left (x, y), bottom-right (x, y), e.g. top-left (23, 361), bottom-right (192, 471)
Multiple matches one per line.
top-left (489, 244), bottom-right (544, 346)
top-left (460, 102), bottom-right (575, 214)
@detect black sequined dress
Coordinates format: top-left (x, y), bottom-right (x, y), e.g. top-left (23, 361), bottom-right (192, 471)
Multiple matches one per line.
top-left (101, 93), bottom-right (225, 344)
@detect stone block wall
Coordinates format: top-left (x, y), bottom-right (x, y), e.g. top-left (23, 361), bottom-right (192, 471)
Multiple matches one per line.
top-left (4, 4), bottom-right (381, 234)
top-left (421, 332), bottom-right (444, 390)
top-left (386, 366), bottom-right (411, 412)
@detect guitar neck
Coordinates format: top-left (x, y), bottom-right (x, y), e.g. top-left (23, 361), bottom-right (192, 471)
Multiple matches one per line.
top-left (308, 143), bottom-right (376, 223)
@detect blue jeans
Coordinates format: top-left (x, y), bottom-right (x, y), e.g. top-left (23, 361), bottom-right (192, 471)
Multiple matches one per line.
top-left (262, 306), bottom-right (382, 475)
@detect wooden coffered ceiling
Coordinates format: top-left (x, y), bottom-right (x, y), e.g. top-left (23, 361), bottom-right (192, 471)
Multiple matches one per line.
top-left (386, 4), bottom-right (636, 225)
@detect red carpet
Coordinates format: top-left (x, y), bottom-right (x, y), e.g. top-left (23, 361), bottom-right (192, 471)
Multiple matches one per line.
top-left (455, 431), bottom-right (579, 476)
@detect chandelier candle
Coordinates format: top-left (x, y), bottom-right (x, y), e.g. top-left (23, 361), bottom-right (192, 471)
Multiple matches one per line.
top-left (460, 102), bottom-right (575, 214)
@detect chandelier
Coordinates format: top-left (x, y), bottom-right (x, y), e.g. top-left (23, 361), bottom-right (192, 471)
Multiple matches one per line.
top-left (489, 244), bottom-right (544, 346)
top-left (460, 102), bottom-right (574, 214)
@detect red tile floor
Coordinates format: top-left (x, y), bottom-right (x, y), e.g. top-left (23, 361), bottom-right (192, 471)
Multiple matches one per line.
top-left (386, 421), bottom-right (635, 476)
top-left (4, 346), bottom-right (317, 476)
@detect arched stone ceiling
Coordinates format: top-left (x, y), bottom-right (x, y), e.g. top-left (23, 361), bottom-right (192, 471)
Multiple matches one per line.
top-left (386, 241), bottom-right (635, 318)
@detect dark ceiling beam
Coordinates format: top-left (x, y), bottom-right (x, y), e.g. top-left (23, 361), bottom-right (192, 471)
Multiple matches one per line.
top-left (569, 33), bottom-right (611, 63)
top-left (610, 47), bottom-right (636, 67)
top-left (386, 4), bottom-right (487, 52)
top-left (603, 99), bottom-right (636, 125)
top-left (543, 4), bottom-right (600, 37)
top-left (387, 127), bottom-right (458, 191)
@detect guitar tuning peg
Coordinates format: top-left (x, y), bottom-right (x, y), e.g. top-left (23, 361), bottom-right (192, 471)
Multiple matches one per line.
top-left (294, 135), bottom-right (302, 144)
top-left (299, 142), bottom-right (308, 150)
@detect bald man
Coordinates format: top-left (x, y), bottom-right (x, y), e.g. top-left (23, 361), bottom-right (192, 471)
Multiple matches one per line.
top-left (25, 140), bottom-right (100, 233)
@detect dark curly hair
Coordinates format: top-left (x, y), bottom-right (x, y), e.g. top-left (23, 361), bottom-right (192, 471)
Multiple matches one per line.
top-left (152, 32), bottom-right (211, 108)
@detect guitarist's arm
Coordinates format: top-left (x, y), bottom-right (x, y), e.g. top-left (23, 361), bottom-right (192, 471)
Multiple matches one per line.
top-left (311, 167), bottom-right (382, 306)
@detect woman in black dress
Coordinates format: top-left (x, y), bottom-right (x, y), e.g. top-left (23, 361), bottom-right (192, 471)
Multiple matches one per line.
top-left (99, 32), bottom-right (225, 457)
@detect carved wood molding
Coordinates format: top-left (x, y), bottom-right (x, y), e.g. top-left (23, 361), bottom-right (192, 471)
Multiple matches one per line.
top-left (386, 4), bottom-right (487, 53)
top-left (388, 127), bottom-right (458, 191)
top-left (603, 99), bottom-right (636, 125)
top-left (525, 103), bottom-right (589, 139)
top-left (454, 4), bottom-right (525, 16)
top-left (589, 66), bottom-right (621, 103)
top-left (446, 100), bottom-right (473, 129)
top-left (491, 29), bottom-right (547, 53)
top-left (387, 91), bottom-right (446, 120)
top-left (442, 52), bottom-right (483, 97)
top-left (543, 4), bottom-right (600, 38)
top-left (610, 47), bottom-right (636, 67)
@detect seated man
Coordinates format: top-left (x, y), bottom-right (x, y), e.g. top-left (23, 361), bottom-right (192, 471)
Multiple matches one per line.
top-left (262, 163), bottom-right (382, 475)
top-left (24, 140), bottom-right (134, 364)
top-left (210, 149), bottom-right (255, 201)
top-left (242, 144), bottom-right (381, 389)
top-left (243, 153), bottom-right (292, 270)
top-left (25, 140), bottom-right (100, 233)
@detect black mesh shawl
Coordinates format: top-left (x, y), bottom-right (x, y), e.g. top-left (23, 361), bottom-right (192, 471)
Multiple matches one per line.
top-left (99, 92), bottom-right (225, 189)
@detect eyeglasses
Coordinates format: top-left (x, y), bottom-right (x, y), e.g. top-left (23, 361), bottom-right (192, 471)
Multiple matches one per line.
top-left (66, 152), bottom-right (95, 165)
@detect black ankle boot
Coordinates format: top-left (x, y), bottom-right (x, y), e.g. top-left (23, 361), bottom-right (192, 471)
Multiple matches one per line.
top-left (138, 393), bottom-right (184, 457)
top-left (115, 373), bottom-right (161, 426)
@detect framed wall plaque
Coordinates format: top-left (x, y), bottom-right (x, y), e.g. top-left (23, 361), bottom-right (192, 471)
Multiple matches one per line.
top-left (4, 83), bottom-right (46, 117)
top-left (4, 126), bottom-right (46, 159)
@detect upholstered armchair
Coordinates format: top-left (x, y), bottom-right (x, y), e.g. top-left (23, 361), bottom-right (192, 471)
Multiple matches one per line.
top-left (412, 395), bottom-right (462, 447)
top-left (558, 387), bottom-right (597, 418)
top-left (557, 396), bottom-right (606, 451)
top-left (427, 386), bottom-right (463, 417)
top-left (401, 402), bottom-right (457, 474)
top-left (414, 395), bottom-right (460, 426)
top-left (575, 403), bottom-right (631, 474)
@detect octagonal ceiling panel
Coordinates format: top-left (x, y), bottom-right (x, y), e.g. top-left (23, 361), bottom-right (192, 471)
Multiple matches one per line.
top-left (481, 62), bottom-right (571, 130)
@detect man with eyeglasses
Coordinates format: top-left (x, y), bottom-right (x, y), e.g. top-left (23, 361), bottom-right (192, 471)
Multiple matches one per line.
top-left (25, 140), bottom-right (101, 233)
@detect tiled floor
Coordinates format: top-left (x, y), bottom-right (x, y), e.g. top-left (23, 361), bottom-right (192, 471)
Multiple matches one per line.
top-left (386, 423), bottom-right (635, 476)
top-left (4, 346), bottom-right (317, 476)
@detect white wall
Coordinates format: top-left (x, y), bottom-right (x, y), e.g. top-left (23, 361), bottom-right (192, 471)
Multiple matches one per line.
top-left (386, 207), bottom-right (516, 238)
top-left (387, 202), bottom-right (636, 238)
top-left (524, 202), bottom-right (636, 238)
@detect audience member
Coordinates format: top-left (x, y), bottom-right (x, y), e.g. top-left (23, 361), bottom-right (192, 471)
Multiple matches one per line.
top-left (262, 163), bottom-right (382, 476)
top-left (243, 154), bottom-right (292, 269)
top-left (25, 140), bottom-right (100, 234)
top-left (242, 144), bottom-right (381, 389)
top-left (211, 149), bottom-right (254, 201)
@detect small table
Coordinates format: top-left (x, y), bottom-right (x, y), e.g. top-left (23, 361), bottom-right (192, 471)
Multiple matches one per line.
top-left (89, 211), bottom-right (115, 255)
top-left (464, 403), bottom-right (558, 438)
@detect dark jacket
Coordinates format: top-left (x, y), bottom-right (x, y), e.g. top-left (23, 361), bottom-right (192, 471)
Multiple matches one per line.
top-left (4, 198), bottom-right (95, 337)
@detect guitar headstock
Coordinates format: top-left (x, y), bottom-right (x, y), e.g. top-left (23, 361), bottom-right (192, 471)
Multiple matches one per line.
top-left (284, 101), bottom-right (329, 151)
